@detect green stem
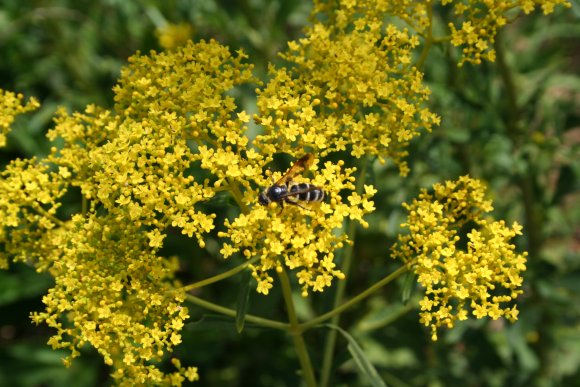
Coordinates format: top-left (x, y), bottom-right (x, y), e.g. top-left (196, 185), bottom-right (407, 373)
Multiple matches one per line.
top-left (319, 158), bottom-right (368, 387)
top-left (32, 203), bottom-right (65, 227)
top-left (319, 219), bottom-right (356, 387)
top-left (416, 1), bottom-right (434, 70)
top-left (185, 293), bottom-right (289, 331)
top-left (227, 177), bottom-right (250, 215)
top-left (301, 264), bottom-right (410, 331)
top-left (494, 31), bottom-right (541, 259)
top-left (495, 31), bottom-right (521, 138)
top-left (495, 29), bottom-right (549, 379)
top-left (178, 256), bottom-right (260, 293)
top-left (278, 269), bottom-right (318, 387)
top-left (81, 195), bottom-right (88, 215)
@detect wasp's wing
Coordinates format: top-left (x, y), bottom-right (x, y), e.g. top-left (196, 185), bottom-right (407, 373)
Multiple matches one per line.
top-left (274, 154), bottom-right (315, 186)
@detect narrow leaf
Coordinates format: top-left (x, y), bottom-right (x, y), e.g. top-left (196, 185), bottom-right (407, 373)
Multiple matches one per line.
top-left (327, 324), bottom-right (387, 387)
top-left (235, 269), bottom-right (252, 333)
top-left (401, 271), bottom-right (415, 305)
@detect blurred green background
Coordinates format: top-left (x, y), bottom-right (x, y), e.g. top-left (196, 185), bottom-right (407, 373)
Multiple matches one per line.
top-left (1, 1), bottom-right (579, 386)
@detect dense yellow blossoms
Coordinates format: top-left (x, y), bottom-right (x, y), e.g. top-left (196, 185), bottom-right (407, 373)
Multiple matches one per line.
top-left (444, 0), bottom-right (571, 65)
top-left (0, 0), bottom-right (564, 384)
top-left (219, 158), bottom-right (376, 296)
top-left (312, 0), bottom-right (570, 66)
top-left (30, 214), bottom-right (197, 385)
top-left (256, 1), bottom-right (440, 174)
top-left (0, 38), bottom-right (378, 382)
top-left (0, 158), bottom-right (65, 270)
top-left (0, 90), bottom-right (39, 147)
top-left (393, 176), bottom-right (527, 340)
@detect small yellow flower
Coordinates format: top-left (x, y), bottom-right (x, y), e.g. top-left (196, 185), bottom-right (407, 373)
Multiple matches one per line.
top-left (147, 229), bottom-right (165, 248)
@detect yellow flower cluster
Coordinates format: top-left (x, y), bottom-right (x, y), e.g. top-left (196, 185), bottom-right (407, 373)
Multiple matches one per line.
top-left (392, 176), bottom-right (527, 340)
top-left (49, 107), bottom-right (216, 248)
top-left (254, 0), bottom-right (440, 175)
top-left (219, 158), bottom-right (376, 296)
top-left (47, 40), bottom-right (257, 249)
top-left (310, 0), bottom-right (570, 67)
top-left (0, 40), bottom-right (258, 383)
top-left (111, 39), bottom-right (262, 210)
top-left (30, 214), bottom-right (198, 386)
top-left (312, 0), bottom-right (430, 33)
top-left (0, 158), bottom-right (66, 270)
top-left (0, 89), bottom-right (39, 147)
top-left (0, 36), bottom-right (378, 382)
top-left (112, 39), bottom-right (255, 127)
top-left (443, 0), bottom-right (571, 65)
top-left (2, 0), bottom-right (557, 380)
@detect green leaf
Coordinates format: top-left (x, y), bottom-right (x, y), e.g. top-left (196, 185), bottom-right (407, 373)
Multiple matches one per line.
top-left (184, 315), bottom-right (242, 332)
top-left (0, 265), bottom-right (52, 306)
top-left (401, 271), bottom-right (415, 305)
top-left (0, 344), bottom-right (99, 387)
top-left (356, 301), bottom-right (415, 332)
top-left (236, 269), bottom-right (252, 333)
top-left (327, 324), bottom-right (387, 387)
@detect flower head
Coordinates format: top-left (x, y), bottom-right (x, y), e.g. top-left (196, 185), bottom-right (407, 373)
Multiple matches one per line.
top-left (0, 89), bottom-right (39, 147)
top-left (30, 214), bottom-right (196, 386)
top-left (0, 158), bottom-right (67, 270)
top-left (15, 40), bottom-right (257, 382)
top-left (219, 156), bottom-right (376, 296)
top-left (254, 1), bottom-right (439, 175)
top-left (392, 176), bottom-right (527, 340)
top-left (444, 0), bottom-right (571, 65)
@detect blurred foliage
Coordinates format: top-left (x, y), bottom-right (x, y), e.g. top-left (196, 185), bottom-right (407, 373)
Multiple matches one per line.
top-left (0, 0), bottom-right (579, 386)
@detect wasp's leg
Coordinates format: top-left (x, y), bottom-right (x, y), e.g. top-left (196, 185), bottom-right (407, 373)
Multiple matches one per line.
top-left (285, 200), bottom-right (311, 211)
top-left (277, 199), bottom-right (286, 215)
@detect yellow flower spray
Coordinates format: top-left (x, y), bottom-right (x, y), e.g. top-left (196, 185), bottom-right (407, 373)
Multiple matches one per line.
top-left (392, 176), bottom-right (527, 341)
top-left (0, 0), bottom-right (568, 385)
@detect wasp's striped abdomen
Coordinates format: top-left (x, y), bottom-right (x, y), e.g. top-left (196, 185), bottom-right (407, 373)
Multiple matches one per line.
top-left (287, 183), bottom-right (325, 203)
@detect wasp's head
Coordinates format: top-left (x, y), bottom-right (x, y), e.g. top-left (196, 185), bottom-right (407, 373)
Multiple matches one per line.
top-left (258, 190), bottom-right (270, 205)
top-left (259, 185), bottom-right (286, 205)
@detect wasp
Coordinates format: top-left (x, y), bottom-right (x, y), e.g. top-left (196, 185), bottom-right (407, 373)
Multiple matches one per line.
top-left (258, 153), bottom-right (325, 209)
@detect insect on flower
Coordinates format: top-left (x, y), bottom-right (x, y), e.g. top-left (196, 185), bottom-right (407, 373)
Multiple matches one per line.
top-left (258, 153), bottom-right (325, 210)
